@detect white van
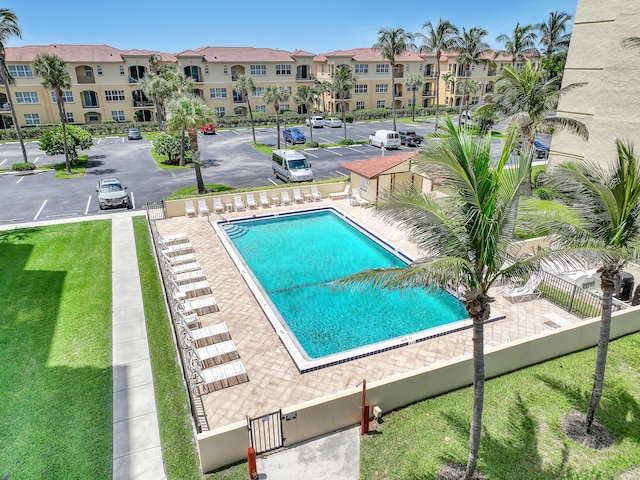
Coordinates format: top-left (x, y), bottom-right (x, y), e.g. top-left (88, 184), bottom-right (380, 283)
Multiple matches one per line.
top-left (305, 116), bottom-right (325, 128)
top-left (272, 149), bottom-right (313, 183)
top-left (369, 130), bottom-right (401, 149)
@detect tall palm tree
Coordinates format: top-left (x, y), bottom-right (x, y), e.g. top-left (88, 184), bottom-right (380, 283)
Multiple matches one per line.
top-left (234, 74), bottom-right (257, 144)
top-left (372, 28), bottom-right (416, 132)
top-left (442, 71), bottom-right (456, 110)
top-left (166, 94), bottom-right (214, 194)
top-left (337, 118), bottom-right (615, 479)
top-left (330, 65), bottom-right (357, 140)
top-left (495, 23), bottom-right (538, 67)
top-left (0, 8), bottom-right (27, 163)
top-left (551, 140), bottom-right (640, 435)
top-left (313, 79), bottom-right (332, 115)
top-left (295, 85), bottom-right (315, 143)
top-left (33, 53), bottom-right (72, 174)
top-left (262, 85), bottom-right (290, 149)
top-left (536, 11), bottom-right (573, 80)
top-left (405, 73), bottom-right (423, 121)
top-left (418, 19), bottom-right (459, 129)
top-left (455, 27), bottom-right (494, 119)
top-left (140, 64), bottom-right (192, 131)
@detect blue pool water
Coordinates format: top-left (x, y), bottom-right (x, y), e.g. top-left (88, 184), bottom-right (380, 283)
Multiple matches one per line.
top-left (224, 210), bottom-right (467, 359)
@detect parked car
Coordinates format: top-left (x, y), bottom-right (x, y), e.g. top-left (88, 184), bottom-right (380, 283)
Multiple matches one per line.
top-left (127, 128), bottom-right (142, 140)
top-left (459, 111), bottom-right (474, 128)
top-left (96, 178), bottom-right (131, 210)
top-left (305, 116), bottom-right (325, 128)
top-left (200, 123), bottom-right (216, 135)
top-left (282, 127), bottom-right (306, 144)
top-left (533, 140), bottom-right (550, 158)
top-left (398, 130), bottom-right (423, 147)
top-left (325, 117), bottom-right (343, 128)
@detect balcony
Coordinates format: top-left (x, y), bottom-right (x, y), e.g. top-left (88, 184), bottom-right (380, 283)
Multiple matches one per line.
top-left (487, 69), bottom-right (497, 76)
top-left (133, 100), bottom-right (154, 108)
top-left (233, 95), bottom-right (246, 103)
top-left (77, 75), bottom-right (95, 84)
top-left (422, 90), bottom-right (435, 97)
top-left (231, 75), bottom-right (238, 81)
top-left (82, 102), bottom-right (99, 109)
top-left (394, 90), bottom-right (403, 98)
top-left (296, 74), bottom-right (314, 81)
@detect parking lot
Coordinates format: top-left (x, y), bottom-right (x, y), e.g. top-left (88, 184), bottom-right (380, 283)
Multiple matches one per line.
top-left (0, 119), bottom-right (549, 223)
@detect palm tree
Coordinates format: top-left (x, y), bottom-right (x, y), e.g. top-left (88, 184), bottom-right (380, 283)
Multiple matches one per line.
top-left (234, 74), bottom-right (257, 144)
top-left (405, 73), bottom-right (423, 121)
top-left (372, 28), bottom-right (416, 132)
top-left (536, 11), bottom-right (573, 80)
top-left (336, 118), bottom-right (615, 479)
top-left (418, 19), bottom-right (459, 129)
top-left (295, 85), bottom-right (315, 143)
top-left (455, 27), bottom-right (495, 119)
top-left (140, 64), bottom-right (192, 131)
top-left (313, 79), bottom-right (332, 115)
top-left (166, 94), bottom-right (214, 194)
top-left (330, 65), bottom-right (357, 139)
top-left (32, 53), bottom-right (72, 174)
top-left (621, 37), bottom-right (640, 49)
top-left (0, 8), bottom-right (27, 163)
top-left (551, 140), bottom-right (640, 435)
top-left (458, 79), bottom-right (479, 124)
top-left (263, 85), bottom-right (290, 149)
top-left (441, 72), bottom-right (456, 116)
top-left (495, 23), bottom-right (538, 67)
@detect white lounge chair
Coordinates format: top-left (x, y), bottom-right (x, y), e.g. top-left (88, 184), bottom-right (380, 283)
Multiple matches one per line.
top-left (167, 261), bottom-right (201, 275)
top-left (177, 315), bottom-right (231, 346)
top-left (213, 197), bottom-right (225, 213)
top-left (175, 306), bottom-right (200, 329)
top-left (329, 184), bottom-right (350, 200)
top-left (171, 269), bottom-right (206, 286)
top-left (189, 357), bottom-right (249, 394)
top-left (293, 188), bottom-right (303, 203)
top-left (159, 233), bottom-right (189, 247)
top-left (183, 334), bottom-right (239, 368)
top-left (169, 277), bottom-right (212, 300)
top-left (503, 274), bottom-right (542, 303)
top-left (281, 191), bottom-right (292, 205)
top-left (351, 188), bottom-right (369, 206)
top-left (180, 295), bottom-right (219, 315)
top-left (246, 193), bottom-right (258, 209)
top-left (185, 200), bottom-right (196, 217)
top-left (198, 199), bottom-right (210, 216)
top-left (161, 242), bottom-right (194, 257)
top-left (310, 185), bottom-right (322, 201)
top-left (259, 192), bottom-right (270, 208)
top-left (162, 251), bottom-right (197, 266)
top-left (234, 195), bottom-right (245, 211)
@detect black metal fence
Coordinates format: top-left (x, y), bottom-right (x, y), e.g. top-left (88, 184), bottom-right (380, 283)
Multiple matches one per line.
top-left (145, 201), bottom-right (166, 221)
top-left (247, 410), bottom-right (284, 455)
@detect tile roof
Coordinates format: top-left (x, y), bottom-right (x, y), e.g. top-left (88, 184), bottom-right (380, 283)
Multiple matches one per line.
top-left (5, 44), bottom-right (126, 63)
top-left (317, 47), bottom-right (425, 63)
top-left (341, 152), bottom-right (416, 179)
top-left (178, 46), bottom-right (299, 62)
top-left (121, 49), bottom-right (177, 63)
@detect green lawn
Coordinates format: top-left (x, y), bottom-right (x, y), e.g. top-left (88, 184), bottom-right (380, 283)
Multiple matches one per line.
top-left (0, 222), bottom-right (113, 478)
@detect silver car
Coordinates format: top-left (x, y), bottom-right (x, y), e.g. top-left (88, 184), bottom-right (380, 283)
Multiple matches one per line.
top-left (96, 178), bottom-right (131, 210)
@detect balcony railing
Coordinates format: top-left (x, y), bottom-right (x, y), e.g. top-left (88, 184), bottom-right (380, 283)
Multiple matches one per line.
top-left (129, 77), bottom-right (142, 83)
top-left (422, 90), bottom-right (435, 97)
top-left (133, 100), bottom-right (154, 107)
top-left (0, 103), bottom-right (11, 111)
top-left (423, 72), bottom-right (438, 78)
top-left (394, 90), bottom-right (403, 98)
top-left (296, 74), bottom-right (314, 80)
top-left (233, 96), bottom-right (246, 103)
top-left (82, 102), bottom-right (99, 108)
top-left (77, 76), bottom-right (95, 84)
top-left (231, 75), bottom-right (238, 81)
top-left (393, 71), bottom-right (404, 79)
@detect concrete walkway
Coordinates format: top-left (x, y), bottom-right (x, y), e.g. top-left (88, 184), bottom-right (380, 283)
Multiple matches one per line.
top-left (111, 216), bottom-right (166, 479)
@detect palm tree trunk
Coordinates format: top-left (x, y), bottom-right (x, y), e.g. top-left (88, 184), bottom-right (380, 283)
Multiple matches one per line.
top-left (3, 80), bottom-right (28, 163)
top-left (341, 100), bottom-right (347, 139)
top-left (586, 267), bottom-right (617, 433)
top-left (435, 54), bottom-right (441, 131)
top-left (275, 108), bottom-right (281, 149)
top-left (307, 110), bottom-right (313, 143)
top-left (246, 94), bottom-right (256, 144)
top-left (391, 63), bottom-right (397, 132)
top-left (188, 128), bottom-right (206, 194)
top-left (56, 89), bottom-right (71, 174)
top-left (179, 125), bottom-right (186, 167)
top-left (412, 89), bottom-right (416, 122)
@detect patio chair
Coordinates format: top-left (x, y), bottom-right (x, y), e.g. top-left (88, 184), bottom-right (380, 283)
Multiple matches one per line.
top-left (234, 195), bottom-right (245, 212)
top-left (310, 185), bottom-right (322, 201)
top-left (162, 251), bottom-right (197, 266)
top-left (213, 197), bottom-right (225, 213)
top-left (293, 188), bottom-right (304, 204)
top-left (350, 188), bottom-right (369, 207)
top-left (183, 334), bottom-right (239, 368)
top-left (503, 274), bottom-right (542, 303)
top-left (329, 184), bottom-right (350, 200)
top-left (246, 193), bottom-right (258, 209)
top-left (197, 199), bottom-right (210, 216)
top-left (259, 192), bottom-right (270, 208)
top-left (180, 295), bottom-right (220, 316)
top-left (185, 200), bottom-right (196, 217)
top-left (169, 276), bottom-right (212, 300)
top-left (170, 269), bottom-right (206, 286)
top-left (189, 357), bottom-right (249, 395)
top-left (281, 191), bottom-right (292, 206)
top-left (161, 242), bottom-right (194, 257)
top-left (174, 305), bottom-right (200, 329)
top-left (159, 233), bottom-right (189, 247)
top-left (167, 261), bottom-right (201, 275)
top-left (177, 314), bottom-right (231, 346)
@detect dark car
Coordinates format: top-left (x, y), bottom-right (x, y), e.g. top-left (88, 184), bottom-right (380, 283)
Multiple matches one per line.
top-left (200, 123), bottom-right (216, 135)
top-left (282, 127), bottom-right (306, 144)
top-left (398, 130), bottom-right (423, 147)
top-left (127, 128), bottom-right (142, 140)
top-left (533, 141), bottom-right (550, 158)
top-left (96, 178), bottom-right (131, 210)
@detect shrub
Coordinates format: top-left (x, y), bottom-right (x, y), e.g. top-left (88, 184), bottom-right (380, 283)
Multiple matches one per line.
top-left (345, 114), bottom-right (354, 123)
top-left (12, 162), bottom-right (36, 171)
top-left (534, 187), bottom-right (555, 200)
top-left (339, 138), bottom-right (354, 145)
top-left (305, 141), bottom-right (319, 148)
top-left (153, 132), bottom-right (191, 165)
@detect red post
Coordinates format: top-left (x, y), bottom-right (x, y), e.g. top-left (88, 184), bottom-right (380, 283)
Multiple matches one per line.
top-left (360, 379), bottom-right (369, 435)
top-left (247, 447), bottom-right (258, 480)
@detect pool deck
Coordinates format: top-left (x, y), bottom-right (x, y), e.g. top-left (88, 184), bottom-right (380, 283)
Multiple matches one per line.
top-left (155, 198), bottom-right (581, 431)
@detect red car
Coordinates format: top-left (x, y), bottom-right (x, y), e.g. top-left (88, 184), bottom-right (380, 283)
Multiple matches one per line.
top-left (200, 123), bottom-right (216, 135)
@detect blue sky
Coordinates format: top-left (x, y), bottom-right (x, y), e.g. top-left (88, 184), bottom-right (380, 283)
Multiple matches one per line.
top-left (4, 0), bottom-right (578, 54)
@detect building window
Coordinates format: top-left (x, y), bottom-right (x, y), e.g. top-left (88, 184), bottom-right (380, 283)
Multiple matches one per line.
top-left (224, 66), bottom-right (228, 75)
top-left (51, 91), bottom-right (74, 103)
top-left (65, 112), bottom-right (74, 123)
top-left (375, 84), bottom-right (388, 93)
top-left (286, 86), bottom-right (292, 96)
top-left (84, 66), bottom-right (93, 77)
top-left (407, 99), bottom-right (415, 107)
top-left (471, 96), bottom-right (479, 105)
top-left (119, 66), bottom-right (125, 75)
top-left (15, 92), bottom-right (39, 104)
top-left (215, 107), bottom-right (225, 117)
top-left (354, 84), bottom-right (368, 94)
top-left (105, 90), bottom-right (126, 102)
top-left (24, 113), bottom-right (40, 125)
top-left (376, 100), bottom-right (385, 108)
top-left (255, 105), bottom-right (266, 113)
top-left (275, 65), bottom-right (291, 75)
top-left (8, 65), bottom-right (33, 78)
top-left (204, 66), bottom-right (209, 74)
top-left (280, 104), bottom-right (290, 112)
top-left (376, 64), bottom-right (389, 73)
top-left (355, 64), bottom-right (368, 74)
top-left (234, 107), bottom-right (243, 115)
top-left (97, 66), bottom-right (103, 75)
top-left (252, 87), bottom-right (265, 97)
top-left (250, 65), bottom-right (267, 76)
top-left (356, 101), bottom-right (365, 110)
top-left (111, 110), bottom-right (126, 121)
top-left (209, 88), bottom-right (227, 99)
top-left (87, 112), bottom-right (100, 122)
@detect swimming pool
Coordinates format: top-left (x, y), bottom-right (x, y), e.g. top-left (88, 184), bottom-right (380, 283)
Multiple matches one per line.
top-left (216, 208), bottom-right (470, 371)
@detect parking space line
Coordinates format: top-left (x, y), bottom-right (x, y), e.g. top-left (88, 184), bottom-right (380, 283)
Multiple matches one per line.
top-left (33, 156), bottom-right (39, 164)
top-left (96, 138), bottom-right (102, 145)
top-left (85, 196), bottom-right (92, 215)
top-left (16, 176), bottom-right (24, 184)
top-left (0, 159), bottom-right (6, 166)
top-left (34, 200), bottom-right (47, 220)
top-left (303, 151), bottom-right (318, 158)
top-left (324, 148), bottom-right (343, 156)
top-left (267, 178), bottom-right (278, 185)
top-left (336, 171), bottom-right (349, 177)
top-left (345, 146), bottom-right (366, 154)
top-left (130, 192), bottom-right (135, 209)
top-left (318, 137), bottom-right (332, 143)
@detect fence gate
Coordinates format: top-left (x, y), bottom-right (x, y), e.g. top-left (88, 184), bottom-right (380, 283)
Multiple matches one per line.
top-left (247, 410), bottom-right (284, 454)
top-left (145, 202), bottom-right (166, 221)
